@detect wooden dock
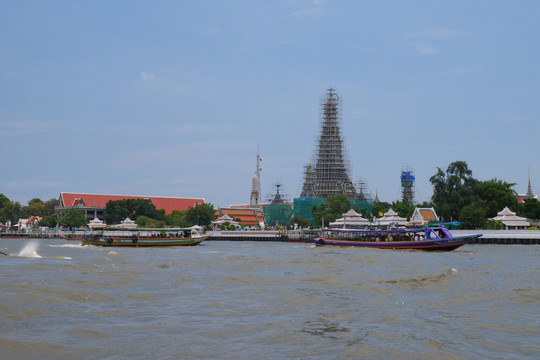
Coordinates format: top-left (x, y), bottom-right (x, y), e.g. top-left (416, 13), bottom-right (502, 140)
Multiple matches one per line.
top-left (451, 230), bottom-right (540, 244)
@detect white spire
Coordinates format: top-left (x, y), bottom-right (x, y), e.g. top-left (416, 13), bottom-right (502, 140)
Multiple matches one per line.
top-left (250, 147), bottom-right (262, 207)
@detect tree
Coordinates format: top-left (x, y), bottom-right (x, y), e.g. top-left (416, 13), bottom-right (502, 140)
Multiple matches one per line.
top-left (391, 198), bottom-right (415, 219)
top-left (185, 203), bottom-right (216, 227)
top-left (58, 208), bottom-right (88, 228)
top-left (0, 193), bottom-right (10, 209)
top-left (430, 161), bottom-right (478, 221)
top-left (40, 215), bottom-right (58, 228)
top-left (44, 198), bottom-right (59, 216)
top-left (165, 210), bottom-right (190, 227)
top-left (287, 215), bottom-right (311, 229)
top-left (24, 198), bottom-right (47, 217)
top-left (311, 195), bottom-right (351, 227)
top-left (136, 215), bottom-right (166, 228)
top-left (484, 219), bottom-right (504, 230)
top-left (0, 201), bottom-right (22, 224)
top-left (103, 198), bottom-right (163, 224)
top-left (370, 201), bottom-right (391, 218)
top-left (459, 201), bottom-right (487, 229)
top-left (474, 179), bottom-right (518, 217)
top-left (520, 198), bottom-right (540, 220)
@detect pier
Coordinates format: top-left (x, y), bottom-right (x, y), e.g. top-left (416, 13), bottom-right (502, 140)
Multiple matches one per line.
top-left (451, 230), bottom-right (540, 244)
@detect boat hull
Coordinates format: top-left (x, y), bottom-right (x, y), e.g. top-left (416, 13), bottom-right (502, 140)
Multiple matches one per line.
top-left (82, 233), bottom-right (212, 247)
top-left (315, 234), bottom-right (482, 251)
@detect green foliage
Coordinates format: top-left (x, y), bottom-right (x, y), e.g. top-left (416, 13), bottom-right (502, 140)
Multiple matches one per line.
top-left (165, 210), bottom-right (190, 227)
top-left (217, 221), bottom-right (239, 230)
top-left (312, 194), bottom-right (351, 227)
top-left (40, 215), bottom-right (58, 228)
top-left (136, 215), bottom-right (166, 228)
top-left (474, 179), bottom-right (517, 217)
top-left (484, 219), bottom-right (504, 230)
top-left (459, 202), bottom-right (487, 229)
top-left (430, 161), bottom-right (522, 228)
top-left (370, 201), bottom-right (391, 218)
top-left (287, 215), bottom-right (311, 229)
top-left (0, 193), bottom-right (11, 209)
top-left (0, 201), bottom-right (22, 223)
top-left (103, 198), bottom-right (164, 224)
top-left (520, 198), bottom-right (540, 219)
top-left (57, 208), bottom-right (88, 228)
top-left (185, 203), bottom-right (216, 226)
top-left (23, 198), bottom-right (47, 217)
top-left (527, 226), bottom-right (539, 230)
top-left (391, 198), bottom-right (415, 219)
top-left (430, 161), bottom-right (478, 221)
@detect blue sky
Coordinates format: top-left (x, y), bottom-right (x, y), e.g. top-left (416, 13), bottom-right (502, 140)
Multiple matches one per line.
top-left (1, 1), bottom-right (539, 208)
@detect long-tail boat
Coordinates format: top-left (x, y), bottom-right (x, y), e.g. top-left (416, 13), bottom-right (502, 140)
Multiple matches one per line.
top-left (82, 227), bottom-right (211, 247)
top-left (315, 226), bottom-right (481, 251)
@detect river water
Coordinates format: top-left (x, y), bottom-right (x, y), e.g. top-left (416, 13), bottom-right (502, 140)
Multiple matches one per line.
top-left (0, 238), bottom-right (538, 360)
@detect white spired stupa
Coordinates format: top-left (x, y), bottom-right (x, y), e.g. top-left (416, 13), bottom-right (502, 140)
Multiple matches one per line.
top-left (329, 209), bottom-right (370, 229)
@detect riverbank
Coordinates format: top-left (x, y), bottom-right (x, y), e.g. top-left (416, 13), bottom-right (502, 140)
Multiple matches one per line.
top-left (2, 229), bottom-right (540, 244)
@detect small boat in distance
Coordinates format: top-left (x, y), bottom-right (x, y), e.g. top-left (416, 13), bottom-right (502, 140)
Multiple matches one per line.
top-left (315, 227), bottom-right (481, 251)
top-left (82, 227), bottom-right (211, 247)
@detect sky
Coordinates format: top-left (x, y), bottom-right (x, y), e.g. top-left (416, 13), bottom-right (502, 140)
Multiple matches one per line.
top-left (1, 0), bottom-right (539, 208)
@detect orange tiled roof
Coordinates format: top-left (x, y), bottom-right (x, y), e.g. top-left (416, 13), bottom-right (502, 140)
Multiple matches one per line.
top-left (216, 208), bottom-right (265, 226)
top-left (419, 209), bottom-right (437, 221)
top-left (59, 192), bottom-right (205, 215)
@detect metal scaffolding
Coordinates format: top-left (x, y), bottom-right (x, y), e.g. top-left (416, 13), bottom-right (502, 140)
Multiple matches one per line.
top-left (300, 88), bottom-right (359, 199)
top-left (400, 167), bottom-right (415, 203)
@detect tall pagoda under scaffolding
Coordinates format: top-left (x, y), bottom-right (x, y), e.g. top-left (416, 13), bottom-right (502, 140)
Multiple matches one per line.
top-left (300, 88), bottom-right (364, 200)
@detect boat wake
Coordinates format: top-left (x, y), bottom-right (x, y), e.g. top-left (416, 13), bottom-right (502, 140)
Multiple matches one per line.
top-left (17, 241), bottom-right (42, 258)
top-left (379, 268), bottom-right (458, 287)
top-left (49, 243), bottom-right (85, 248)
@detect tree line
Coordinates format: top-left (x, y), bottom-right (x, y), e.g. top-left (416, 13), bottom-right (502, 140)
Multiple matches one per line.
top-left (290, 161), bottom-right (540, 230)
top-left (0, 195), bottom-right (216, 229)
top-left (1, 161), bottom-right (539, 230)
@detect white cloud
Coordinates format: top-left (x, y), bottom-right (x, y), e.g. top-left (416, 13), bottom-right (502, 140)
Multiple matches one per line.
top-left (0, 119), bottom-right (58, 136)
top-left (404, 43), bottom-right (440, 55)
top-left (290, 0), bottom-right (325, 18)
top-left (447, 66), bottom-right (476, 74)
top-left (141, 72), bottom-right (155, 80)
top-left (405, 28), bottom-right (460, 39)
top-left (8, 180), bottom-right (64, 188)
top-left (178, 26), bottom-right (220, 36)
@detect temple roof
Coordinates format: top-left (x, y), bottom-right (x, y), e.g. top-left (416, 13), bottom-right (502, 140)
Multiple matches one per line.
top-left (59, 192), bottom-right (205, 215)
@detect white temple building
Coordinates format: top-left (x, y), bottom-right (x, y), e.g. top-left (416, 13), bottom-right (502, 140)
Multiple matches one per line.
top-left (329, 209), bottom-right (369, 229)
top-left (375, 209), bottom-right (408, 229)
top-left (491, 207), bottom-right (530, 230)
top-left (120, 217), bottom-right (137, 229)
top-left (409, 208), bottom-right (439, 227)
top-left (212, 214), bottom-right (240, 230)
top-left (88, 217), bottom-right (106, 228)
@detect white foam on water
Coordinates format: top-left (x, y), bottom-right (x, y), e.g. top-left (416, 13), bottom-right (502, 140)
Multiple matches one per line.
top-left (49, 243), bottom-right (85, 248)
top-left (18, 240), bottom-right (42, 258)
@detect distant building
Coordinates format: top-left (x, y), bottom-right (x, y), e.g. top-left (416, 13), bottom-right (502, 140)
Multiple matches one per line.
top-left (300, 88), bottom-right (361, 200)
top-left (211, 214), bottom-right (240, 231)
top-left (375, 209), bottom-right (409, 229)
top-left (516, 169), bottom-right (538, 203)
top-left (215, 206), bottom-right (265, 229)
top-left (329, 209), bottom-right (369, 229)
top-left (249, 150), bottom-right (263, 207)
top-left (57, 192), bottom-right (205, 220)
top-left (409, 208), bottom-right (439, 227)
top-left (491, 207), bottom-right (530, 230)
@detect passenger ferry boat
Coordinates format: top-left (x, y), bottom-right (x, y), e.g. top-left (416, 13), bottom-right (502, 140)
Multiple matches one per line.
top-left (82, 227), bottom-right (211, 247)
top-left (315, 226), bottom-right (481, 251)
